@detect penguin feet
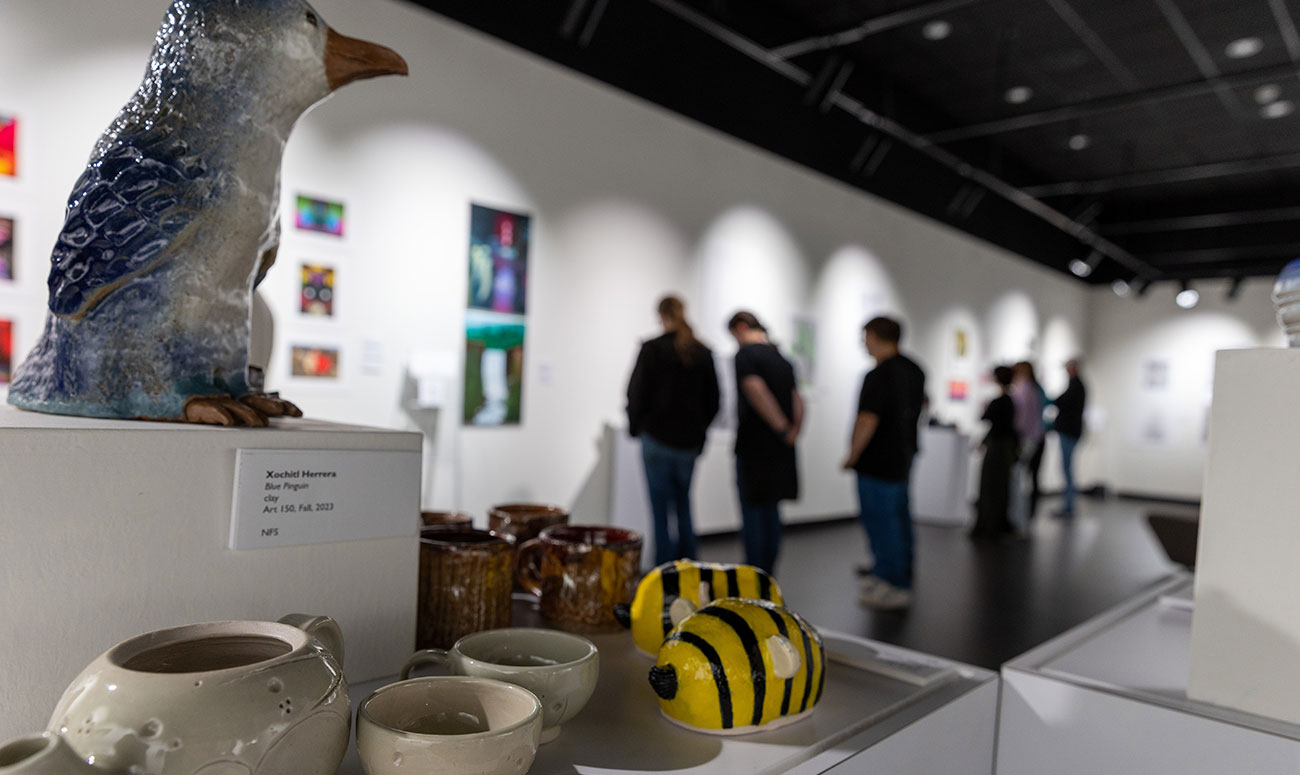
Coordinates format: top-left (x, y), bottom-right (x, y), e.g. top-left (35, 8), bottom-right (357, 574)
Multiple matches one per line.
top-left (240, 392), bottom-right (303, 419)
top-left (184, 395), bottom-right (270, 427)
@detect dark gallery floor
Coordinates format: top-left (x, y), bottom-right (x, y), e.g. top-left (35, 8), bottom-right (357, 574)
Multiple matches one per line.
top-left (697, 497), bottom-right (1183, 670)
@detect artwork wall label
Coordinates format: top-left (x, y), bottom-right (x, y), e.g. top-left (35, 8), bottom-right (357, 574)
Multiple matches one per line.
top-left (230, 448), bottom-right (420, 549)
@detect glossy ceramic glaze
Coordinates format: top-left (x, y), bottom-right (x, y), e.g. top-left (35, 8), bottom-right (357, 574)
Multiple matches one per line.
top-left (417, 529), bottom-right (514, 649)
top-left (419, 511), bottom-right (474, 529)
top-left (47, 615), bottom-right (348, 775)
top-left (487, 504), bottom-right (568, 544)
top-left (356, 677), bottom-right (541, 775)
top-left (6, 0), bottom-right (406, 424)
top-left (620, 560), bottom-right (784, 655)
top-left (648, 598), bottom-right (825, 735)
top-left (0, 734), bottom-right (100, 775)
top-left (401, 628), bottom-right (599, 743)
top-left (517, 526), bottom-right (643, 632)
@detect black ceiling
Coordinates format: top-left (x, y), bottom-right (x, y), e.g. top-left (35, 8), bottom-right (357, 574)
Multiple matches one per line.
top-left (402, 0), bottom-right (1300, 284)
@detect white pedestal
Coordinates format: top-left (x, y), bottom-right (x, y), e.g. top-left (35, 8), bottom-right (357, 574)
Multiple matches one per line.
top-left (0, 406), bottom-right (422, 738)
top-left (912, 426), bottom-right (972, 526)
top-left (997, 574), bottom-right (1300, 775)
top-left (338, 599), bottom-right (999, 775)
top-left (1189, 347), bottom-right (1300, 723)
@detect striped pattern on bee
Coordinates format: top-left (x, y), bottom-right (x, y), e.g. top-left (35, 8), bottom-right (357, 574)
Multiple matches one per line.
top-left (618, 560), bottom-right (784, 656)
top-left (648, 598), bottom-right (825, 734)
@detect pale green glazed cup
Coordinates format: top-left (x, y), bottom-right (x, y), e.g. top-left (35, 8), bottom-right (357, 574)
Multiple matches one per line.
top-left (402, 628), bottom-right (600, 743)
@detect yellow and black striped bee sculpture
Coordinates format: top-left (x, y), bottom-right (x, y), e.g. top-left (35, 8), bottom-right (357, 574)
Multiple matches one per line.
top-left (614, 560), bottom-right (784, 656)
top-left (648, 598), bottom-right (825, 734)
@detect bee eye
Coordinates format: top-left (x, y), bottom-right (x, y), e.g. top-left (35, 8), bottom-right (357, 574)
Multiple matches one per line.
top-left (305, 11), bottom-right (319, 27)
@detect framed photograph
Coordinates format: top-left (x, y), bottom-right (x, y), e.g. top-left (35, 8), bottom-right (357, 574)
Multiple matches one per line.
top-left (0, 319), bottom-right (12, 384)
top-left (467, 204), bottom-right (530, 315)
top-left (295, 195), bottom-right (345, 237)
top-left (300, 263), bottom-right (335, 317)
top-left (290, 345), bottom-right (340, 379)
top-left (0, 115), bottom-right (15, 177)
top-left (463, 310), bottom-right (525, 426)
top-left (0, 216), bottom-right (12, 280)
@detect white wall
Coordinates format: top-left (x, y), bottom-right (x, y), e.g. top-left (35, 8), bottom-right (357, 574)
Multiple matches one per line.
top-left (1086, 278), bottom-right (1284, 500)
top-left (0, 0), bottom-right (1090, 524)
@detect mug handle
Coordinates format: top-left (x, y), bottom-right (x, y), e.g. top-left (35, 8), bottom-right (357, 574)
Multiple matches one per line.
top-left (401, 649), bottom-right (454, 680)
top-left (278, 614), bottom-right (345, 669)
top-left (515, 538), bottom-right (546, 597)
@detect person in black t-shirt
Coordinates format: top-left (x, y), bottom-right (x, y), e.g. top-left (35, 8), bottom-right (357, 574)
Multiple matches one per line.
top-left (1051, 359), bottom-right (1087, 517)
top-left (626, 296), bottom-right (721, 565)
top-left (727, 311), bottom-right (802, 575)
top-left (971, 365), bottom-right (1020, 539)
top-left (841, 317), bottom-right (925, 611)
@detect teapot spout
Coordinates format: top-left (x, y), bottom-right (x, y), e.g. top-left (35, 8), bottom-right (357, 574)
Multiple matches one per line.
top-left (0, 735), bottom-right (108, 775)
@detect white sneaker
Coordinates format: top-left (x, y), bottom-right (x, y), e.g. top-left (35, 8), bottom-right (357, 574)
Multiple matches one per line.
top-left (859, 580), bottom-right (913, 611)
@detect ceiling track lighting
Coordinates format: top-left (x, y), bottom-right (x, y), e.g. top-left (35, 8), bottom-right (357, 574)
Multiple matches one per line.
top-left (1136, 279), bottom-right (1153, 297)
top-left (1176, 281), bottom-right (1200, 309)
top-left (1112, 279), bottom-right (1132, 297)
top-left (1227, 276), bottom-right (1244, 300)
top-left (1069, 250), bottom-right (1103, 278)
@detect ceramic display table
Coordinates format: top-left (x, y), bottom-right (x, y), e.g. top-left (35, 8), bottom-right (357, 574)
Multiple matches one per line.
top-left (338, 596), bottom-right (998, 775)
top-left (997, 572), bottom-right (1300, 774)
top-left (0, 406), bottom-right (421, 739)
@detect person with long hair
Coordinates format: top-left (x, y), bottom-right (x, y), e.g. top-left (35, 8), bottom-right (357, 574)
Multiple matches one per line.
top-left (727, 310), bottom-right (802, 574)
top-left (626, 296), bottom-right (721, 565)
top-left (1011, 360), bottom-right (1047, 526)
top-left (971, 365), bottom-right (1019, 539)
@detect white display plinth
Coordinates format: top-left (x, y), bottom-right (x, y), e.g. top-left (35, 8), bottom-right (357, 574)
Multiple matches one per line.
top-left (1189, 347), bottom-right (1300, 723)
top-left (997, 573), bottom-right (1300, 775)
top-left (912, 425), bottom-right (972, 526)
top-left (0, 405), bottom-right (422, 738)
top-left (338, 598), bottom-right (999, 775)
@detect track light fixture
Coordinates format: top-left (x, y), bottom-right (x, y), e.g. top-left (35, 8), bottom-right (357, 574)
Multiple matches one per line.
top-left (1227, 276), bottom-right (1244, 300)
top-left (1176, 281), bottom-right (1200, 309)
top-left (1069, 250), bottom-right (1103, 278)
top-left (1136, 279), bottom-right (1153, 297)
top-left (1112, 279), bottom-right (1131, 297)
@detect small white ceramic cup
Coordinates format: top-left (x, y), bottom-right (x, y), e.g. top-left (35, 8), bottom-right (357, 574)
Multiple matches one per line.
top-left (402, 628), bottom-right (599, 743)
top-left (356, 677), bottom-right (541, 775)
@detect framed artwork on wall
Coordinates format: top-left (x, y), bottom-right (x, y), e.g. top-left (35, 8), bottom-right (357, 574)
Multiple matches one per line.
top-left (0, 115), bottom-right (15, 177)
top-left (0, 319), bottom-right (12, 384)
top-left (291, 345), bottom-right (340, 379)
top-left (463, 310), bottom-right (525, 426)
top-left (0, 215), bottom-right (13, 280)
top-left (791, 315), bottom-right (816, 388)
top-left (300, 263), bottom-right (335, 317)
top-left (294, 195), bottom-right (345, 237)
top-left (467, 204), bottom-right (530, 315)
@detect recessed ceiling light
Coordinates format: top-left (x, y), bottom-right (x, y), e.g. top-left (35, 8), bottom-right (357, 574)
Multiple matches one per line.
top-left (1254, 83), bottom-right (1282, 105)
top-left (1176, 287), bottom-right (1200, 309)
top-left (1112, 279), bottom-right (1131, 297)
top-left (1262, 99), bottom-right (1295, 118)
top-left (922, 20), bottom-right (952, 41)
top-left (1226, 37), bottom-right (1264, 59)
top-left (1005, 86), bottom-right (1034, 104)
top-left (1068, 133), bottom-right (1091, 151)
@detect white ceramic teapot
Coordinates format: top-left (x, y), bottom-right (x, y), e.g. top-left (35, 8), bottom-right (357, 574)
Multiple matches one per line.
top-left (47, 614), bottom-right (348, 775)
top-left (0, 734), bottom-right (104, 775)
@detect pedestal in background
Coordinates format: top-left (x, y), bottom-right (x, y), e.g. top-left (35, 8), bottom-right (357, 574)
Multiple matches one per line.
top-left (0, 406), bottom-right (421, 738)
top-left (1189, 347), bottom-right (1300, 724)
top-left (912, 425), bottom-right (972, 526)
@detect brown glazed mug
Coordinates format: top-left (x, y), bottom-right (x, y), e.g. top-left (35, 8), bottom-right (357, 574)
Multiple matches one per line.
top-left (516, 525), bottom-right (643, 632)
top-left (488, 504), bottom-right (569, 544)
top-left (421, 511), bottom-right (474, 529)
top-left (418, 528), bottom-right (513, 650)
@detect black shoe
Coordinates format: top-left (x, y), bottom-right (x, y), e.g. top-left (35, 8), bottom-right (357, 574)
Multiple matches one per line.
top-left (855, 562), bottom-right (876, 577)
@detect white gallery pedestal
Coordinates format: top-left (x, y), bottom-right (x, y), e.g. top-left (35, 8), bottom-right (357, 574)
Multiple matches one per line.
top-left (1189, 347), bottom-right (1300, 723)
top-left (912, 426), bottom-right (972, 526)
top-left (0, 405), bottom-right (422, 738)
top-left (997, 574), bottom-right (1300, 775)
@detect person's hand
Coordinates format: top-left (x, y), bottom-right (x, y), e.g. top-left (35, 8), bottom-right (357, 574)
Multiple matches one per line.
top-left (841, 455), bottom-right (856, 471)
top-left (784, 427), bottom-right (799, 446)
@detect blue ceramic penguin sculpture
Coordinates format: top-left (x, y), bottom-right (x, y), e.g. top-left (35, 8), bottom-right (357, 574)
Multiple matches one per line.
top-left (7, 0), bottom-right (406, 426)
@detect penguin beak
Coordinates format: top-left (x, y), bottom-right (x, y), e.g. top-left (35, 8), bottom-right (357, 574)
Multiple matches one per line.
top-left (325, 29), bottom-right (409, 91)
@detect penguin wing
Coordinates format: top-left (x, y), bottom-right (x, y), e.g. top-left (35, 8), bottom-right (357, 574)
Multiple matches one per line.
top-left (47, 135), bottom-right (203, 318)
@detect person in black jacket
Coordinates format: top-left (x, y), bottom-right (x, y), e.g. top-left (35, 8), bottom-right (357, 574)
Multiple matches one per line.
top-left (626, 296), bottom-right (721, 565)
top-left (971, 365), bottom-right (1019, 540)
top-left (1052, 359), bottom-right (1087, 517)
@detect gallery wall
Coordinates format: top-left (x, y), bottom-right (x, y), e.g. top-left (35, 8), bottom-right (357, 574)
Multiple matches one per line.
top-left (0, 0), bottom-right (1091, 524)
top-left (1085, 278), bottom-right (1283, 500)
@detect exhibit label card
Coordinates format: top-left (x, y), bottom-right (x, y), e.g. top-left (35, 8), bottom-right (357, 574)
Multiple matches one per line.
top-left (230, 449), bottom-right (419, 550)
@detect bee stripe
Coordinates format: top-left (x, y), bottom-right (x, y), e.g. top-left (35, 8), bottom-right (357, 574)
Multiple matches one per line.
top-left (815, 640), bottom-right (826, 703)
top-left (710, 567), bottom-right (724, 602)
top-left (758, 571), bottom-right (772, 601)
top-left (763, 607), bottom-right (794, 717)
top-left (796, 620), bottom-right (815, 712)
top-left (725, 567), bottom-right (740, 598)
top-left (661, 565), bottom-right (681, 637)
top-left (671, 632), bottom-right (733, 729)
top-left (699, 607), bottom-right (765, 727)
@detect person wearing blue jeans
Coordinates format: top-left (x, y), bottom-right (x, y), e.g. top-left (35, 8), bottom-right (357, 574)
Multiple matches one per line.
top-left (640, 434), bottom-right (701, 564)
top-left (627, 296), bottom-right (720, 565)
top-left (843, 317), bottom-right (925, 611)
top-left (728, 311), bottom-right (802, 576)
top-left (1052, 359), bottom-right (1086, 517)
